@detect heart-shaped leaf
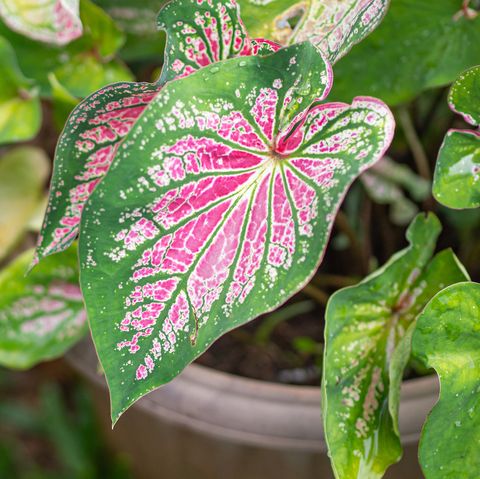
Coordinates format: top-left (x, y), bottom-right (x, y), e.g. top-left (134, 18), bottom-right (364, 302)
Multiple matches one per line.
top-left (331, 0), bottom-right (480, 106)
top-left (238, 0), bottom-right (390, 63)
top-left (0, 0), bottom-right (83, 45)
top-left (0, 147), bottom-right (50, 261)
top-left (0, 35), bottom-right (41, 144)
top-left (79, 41), bottom-right (394, 422)
top-left (322, 213), bottom-right (469, 479)
top-left (412, 282), bottom-right (480, 479)
top-left (34, 0), bottom-right (277, 266)
top-left (433, 66), bottom-right (480, 209)
top-left (0, 246), bottom-right (87, 370)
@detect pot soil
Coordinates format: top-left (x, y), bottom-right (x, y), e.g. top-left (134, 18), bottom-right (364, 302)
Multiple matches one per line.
top-left (66, 338), bottom-right (437, 479)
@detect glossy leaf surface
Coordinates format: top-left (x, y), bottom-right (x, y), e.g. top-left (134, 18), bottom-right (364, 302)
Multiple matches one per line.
top-left (0, 246), bottom-right (87, 369)
top-left (322, 213), bottom-right (469, 479)
top-left (433, 66), bottom-right (480, 209)
top-left (0, 0), bottom-right (83, 45)
top-left (34, 0), bottom-right (274, 265)
top-left (332, 0), bottom-right (480, 106)
top-left (0, 35), bottom-right (41, 144)
top-left (0, 147), bottom-right (50, 261)
top-left (412, 282), bottom-right (480, 479)
top-left (237, 0), bottom-right (389, 63)
top-left (79, 42), bottom-right (394, 422)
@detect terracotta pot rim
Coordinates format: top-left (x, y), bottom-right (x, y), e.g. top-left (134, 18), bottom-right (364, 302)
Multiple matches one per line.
top-left (67, 339), bottom-right (438, 452)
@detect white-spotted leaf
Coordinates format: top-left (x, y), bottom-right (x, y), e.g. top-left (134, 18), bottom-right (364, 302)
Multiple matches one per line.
top-left (0, 246), bottom-right (87, 370)
top-left (322, 213), bottom-right (469, 479)
top-left (79, 41), bottom-right (394, 422)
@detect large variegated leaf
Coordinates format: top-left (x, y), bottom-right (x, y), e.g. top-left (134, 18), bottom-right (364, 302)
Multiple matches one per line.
top-left (332, 0), bottom-right (480, 106)
top-left (79, 42), bottom-right (394, 422)
top-left (412, 282), bottom-right (480, 479)
top-left (33, 0), bottom-right (275, 266)
top-left (0, 0), bottom-right (83, 45)
top-left (433, 66), bottom-right (480, 209)
top-left (0, 35), bottom-right (41, 144)
top-left (237, 0), bottom-right (390, 63)
top-left (322, 213), bottom-right (469, 479)
top-left (0, 148), bottom-right (50, 261)
top-left (0, 246), bottom-right (87, 370)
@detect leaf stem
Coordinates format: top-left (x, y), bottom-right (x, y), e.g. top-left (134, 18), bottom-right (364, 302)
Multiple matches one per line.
top-left (397, 106), bottom-right (431, 180)
top-left (302, 284), bottom-right (329, 306)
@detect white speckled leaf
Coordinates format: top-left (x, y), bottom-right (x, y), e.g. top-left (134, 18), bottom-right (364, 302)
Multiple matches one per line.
top-left (0, 246), bottom-right (87, 370)
top-left (79, 42), bottom-right (394, 422)
top-left (323, 213), bottom-right (469, 479)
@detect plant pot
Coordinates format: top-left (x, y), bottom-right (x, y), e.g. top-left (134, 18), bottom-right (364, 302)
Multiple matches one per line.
top-left (66, 338), bottom-right (438, 479)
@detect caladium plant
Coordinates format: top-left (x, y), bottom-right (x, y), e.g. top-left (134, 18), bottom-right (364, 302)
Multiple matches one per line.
top-left (1, 0), bottom-right (480, 477)
top-left (433, 65), bottom-right (480, 209)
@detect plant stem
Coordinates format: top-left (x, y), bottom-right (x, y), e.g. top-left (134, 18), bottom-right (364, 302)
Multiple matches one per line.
top-left (313, 274), bottom-right (359, 288)
top-left (302, 284), bottom-right (329, 305)
top-left (397, 106), bottom-right (431, 180)
top-left (335, 210), bottom-right (369, 275)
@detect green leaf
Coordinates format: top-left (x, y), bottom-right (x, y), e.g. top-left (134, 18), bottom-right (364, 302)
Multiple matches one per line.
top-left (34, 0), bottom-right (272, 265)
top-left (331, 0), bottom-right (480, 106)
top-left (237, 0), bottom-right (390, 63)
top-left (0, 0), bottom-right (83, 45)
top-left (79, 0), bottom-right (125, 59)
top-left (412, 282), bottom-right (480, 479)
top-left (0, 35), bottom-right (41, 144)
top-left (322, 213), bottom-right (469, 479)
top-left (0, 246), bottom-right (87, 370)
top-left (78, 41), bottom-right (394, 422)
top-left (433, 66), bottom-right (480, 209)
top-left (0, 147), bottom-right (50, 261)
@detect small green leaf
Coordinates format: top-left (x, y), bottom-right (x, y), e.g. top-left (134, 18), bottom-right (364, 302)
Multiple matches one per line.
top-left (332, 0), bottom-right (480, 106)
top-left (412, 282), bottom-right (480, 479)
top-left (322, 213), bottom-right (469, 479)
top-left (0, 35), bottom-right (41, 144)
top-left (0, 0), bottom-right (83, 45)
top-left (0, 246), bottom-right (87, 370)
top-left (0, 147), bottom-right (50, 261)
top-left (238, 0), bottom-right (390, 63)
top-left (433, 66), bottom-right (480, 209)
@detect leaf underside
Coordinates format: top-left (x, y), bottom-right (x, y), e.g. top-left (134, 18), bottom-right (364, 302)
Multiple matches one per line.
top-left (433, 66), bottom-right (480, 209)
top-left (322, 213), bottom-right (469, 479)
top-left (237, 0), bottom-right (390, 63)
top-left (0, 246), bottom-right (87, 370)
top-left (413, 282), bottom-right (480, 479)
top-left (33, 0), bottom-right (278, 266)
top-left (79, 41), bottom-right (394, 422)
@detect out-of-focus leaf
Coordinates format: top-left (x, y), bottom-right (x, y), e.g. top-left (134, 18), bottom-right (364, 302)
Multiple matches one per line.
top-left (322, 213), bottom-right (469, 479)
top-left (0, 147), bottom-right (50, 260)
top-left (238, 0), bottom-right (390, 63)
top-left (48, 72), bottom-right (80, 129)
top-left (0, 0), bottom-right (83, 45)
top-left (412, 282), bottom-right (480, 479)
top-left (361, 156), bottom-right (430, 225)
top-left (0, 0), bottom-right (131, 98)
top-left (0, 35), bottom-right (41, 144)
top-left (433, 66), bottom-right (480, 209)
top-left (0, 246), bottom-right (87, 369)
top-left (332, 0), bottom-right (480, 106)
